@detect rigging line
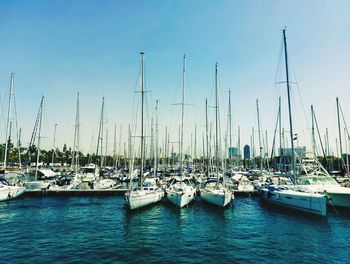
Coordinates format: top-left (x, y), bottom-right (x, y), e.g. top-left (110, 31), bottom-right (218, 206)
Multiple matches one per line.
top-left (313, 108), bottom-right (327, 159)
top-left (0, 77), bottom-right (12, 139)
top-left (270, 105), bottom-right (280, 162)
top-left (171, 61), bottom-right (184, 105)
top-left (273, 34), bottom-right (284, 111)
top-left (289, 46), bottom-right (311, 143)
top-left (339, 104), bottom-right (350, 142)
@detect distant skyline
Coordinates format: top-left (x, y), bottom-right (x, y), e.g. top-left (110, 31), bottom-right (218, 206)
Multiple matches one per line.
top-left (0, 1), bottom-right (350, 157)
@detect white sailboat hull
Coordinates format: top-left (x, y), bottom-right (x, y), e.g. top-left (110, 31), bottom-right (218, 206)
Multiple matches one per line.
top-left (166, 186), bottom-right (196, 208)
top-left (201, 188), bottom-right (232, 207)
top-left (0, 185), bottom-right (25, 202)
top-left (125, 189), bottom-right (164, 210)
top-left (260, 188), bottom-right (327, 216)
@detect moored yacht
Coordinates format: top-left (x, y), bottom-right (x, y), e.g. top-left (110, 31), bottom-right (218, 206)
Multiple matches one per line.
top-left (201, 179), bottom-right (232, 207)
top-left (259, 176), bottom-right (327, 216)
top-left (125, 178), bottom-right (164, 210)
top-left (166, 177), bottom-right (196, 208)
top-left (125, 52), bottom-right (164, 210)
top-left (295, 156), bottom-right (350, 208)
top-left (0, 177), bottom-right (25, 202)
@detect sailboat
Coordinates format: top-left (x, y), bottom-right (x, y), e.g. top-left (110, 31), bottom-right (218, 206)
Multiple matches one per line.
top-left (166, 55), bottom-right (196, 208)
top-left (0, 73), bottom-right (25, 201)
top-left (25, 96), bottom-right (52, 190)
top-left (0, 177), bottom-right (25, 201)
top-left (125, 52), bottom-right (164, 210)
top-left (200, 63), bottom-right (233, 208)
top-left (259, 28), bottom-right (327, 216)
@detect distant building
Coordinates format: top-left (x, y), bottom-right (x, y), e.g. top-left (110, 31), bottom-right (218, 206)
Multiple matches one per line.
top-left (228, 147), bottom-right (238, 158)
top-left (171, 153), bottom-right (179, 163)
top-left (277, 146), bottom-right (307, 171)
top-left (244, 145), bottom-right (250, 160)
top-left (280, 146), bottom-right (306, 158)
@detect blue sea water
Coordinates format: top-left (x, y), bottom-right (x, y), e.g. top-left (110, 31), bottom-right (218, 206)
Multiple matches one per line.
top-left (0, 196), bottom-right (349, 263)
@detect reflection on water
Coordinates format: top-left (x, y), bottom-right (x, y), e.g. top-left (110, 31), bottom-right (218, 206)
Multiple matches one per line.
top-left (0, 196), bottom-right (349, 263)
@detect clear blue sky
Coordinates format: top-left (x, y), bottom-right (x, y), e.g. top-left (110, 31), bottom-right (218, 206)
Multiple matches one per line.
top-left (0, 0), bottom-right (349, 157)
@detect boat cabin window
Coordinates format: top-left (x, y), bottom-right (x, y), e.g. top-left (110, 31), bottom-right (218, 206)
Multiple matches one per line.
top-left (0, 178), bottom-right (10, 185)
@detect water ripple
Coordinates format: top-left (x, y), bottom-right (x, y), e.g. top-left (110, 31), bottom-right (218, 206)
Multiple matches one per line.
top-left (0, 196), bottom-right (349, 263)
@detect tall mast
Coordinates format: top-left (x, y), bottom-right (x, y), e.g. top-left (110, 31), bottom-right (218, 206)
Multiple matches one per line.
top-left (228, 90), bottom-right (232, 165)
top-left (202, 133), bottom-right (205, 167)
top-left (96, 97), bottom-right (105, 167)
top-left (256, 99), bottom-right (263, 173)
top-left (35, 96), bottom-right (44, 180)
top-left (113, 123), bottom-right (116, 166)
top-left (150, 118), bottom-right (154, 167)
top-left (72, 92), bottom-right (80, 173)
top-left (252, 126), bottom-right (255, 168)
top-left (278, 97), bottom-right (282, 157)
top-left (18, 128), bottom-right (22, 170)
top-left (311, 105), bottom-right (316, 157)
top-left (3, 73), bottom-right (14, 170)
top-left (336, 97), bottom-right (343, 161)
top-left (265, 130), bottom-right (268, 160)
top-left (215, 63), bottom-right (219, 181)
top-left (117, 125), bottom-right (123, 166)
top-left (194, 124), bottom-right (197, 168)
top-left (326, 128), bottom-right (329, 157)
top-left (52, 123), bottom-right (57, 165)
top-left (205, 99), bottom-right (209, 177)
top-left (140, 52), bottom-right (145, 187)
top-left (105, 129), bottom-right (108, 166)
top-left (283, 28), bottom-right (296, 180)
top-left (179, 54), bottom-right (186, 182)
top-left (154, 100), bottom-right (159, 177)
top-left (238, 126), bottom-right (241, 167)
top-left (128, 124), bottom-right (131, 169)
top-left (164, 126), bottom-right (168, 165)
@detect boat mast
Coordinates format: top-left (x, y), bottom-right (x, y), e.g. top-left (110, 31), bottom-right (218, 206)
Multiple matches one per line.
top-left (164, 126), bottom-right (168, 166)
top-left (35, 96), bottom-right (44, 180)
top-left (205, 99), bottom-right (209, 177)
top-left (96, 97), bottom-right (105, 168)
top-left (194, 124), bottom-right (197, 169)
top-left (278, 97), bottom-right (282, 157)
top-left (113, 123), bottom-right (116, 167)
top-left (256, 99), bottom-right (263, 174)
top-left (283, 28), bottom-right (296, 181)
top-left (104, 129), bottom-right (108, 166)
top-left (252, 126), bottom-right (255, 168)
top-left (52, 123), bottom-right (57, 165)
top-left (140, 52), bottom-right (145, 187)
top-left (228, 90), bottom-right (232, 166)
top-left (238, 126), bottom-right (241, 168)
top-left (215, 63), bottom-right (219, 181)
top-left (311, 105), bottom-right (316, 157)
top-left (3, 73), bottom-right (14, 171)
top-left (72, 92), bottom-right (80, 174)
top-left (18, 128), bottom-right (22, 170)
top-left (154, 99), bottom-right (159, 177)
top-left (339, 104), bottom-right (350, 172)
top-left (180, 55), bottom-right (186, 183)
top-left (127, 124), bottom-right (131, 169)
top-left (336, 97), bottom-right (343, 166)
